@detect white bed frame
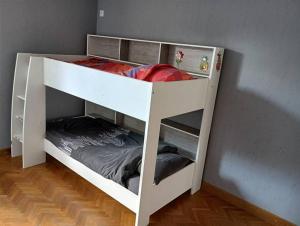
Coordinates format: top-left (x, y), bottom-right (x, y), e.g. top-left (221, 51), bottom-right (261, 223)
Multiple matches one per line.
top-left (11, 35), bottom-right (224, 226)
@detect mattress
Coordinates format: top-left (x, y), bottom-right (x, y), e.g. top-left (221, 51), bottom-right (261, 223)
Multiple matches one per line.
top-left (46, 116), bottom-right (192, 194)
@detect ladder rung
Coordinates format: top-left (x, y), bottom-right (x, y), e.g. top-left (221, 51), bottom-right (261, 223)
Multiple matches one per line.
top-left (16, 115), bottom-right (23, 121)
top-left (13, 134), bottom-right (23, 143)
top-left (17, 95), bottom-right (25, 101)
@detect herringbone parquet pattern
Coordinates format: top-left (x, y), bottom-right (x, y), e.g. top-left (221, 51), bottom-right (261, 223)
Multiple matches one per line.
top-left (0, 151), bottom-right (272, 226)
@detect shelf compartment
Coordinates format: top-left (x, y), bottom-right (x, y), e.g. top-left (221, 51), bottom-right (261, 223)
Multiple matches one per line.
top-left (126, 40), bottom-right (160, 65)
top-left (88, 36), bottom-right (120, 59)
top-left (160, 45), bottom-right (213, 76)
top-left (161, 119), bottom-right (200, 138)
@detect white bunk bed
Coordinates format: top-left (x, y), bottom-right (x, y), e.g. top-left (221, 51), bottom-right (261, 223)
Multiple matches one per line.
top-left (11, 35), bottom-right (224, 226)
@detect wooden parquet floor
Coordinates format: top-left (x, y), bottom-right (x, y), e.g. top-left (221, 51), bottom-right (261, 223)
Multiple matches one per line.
top-left (0, 151), bottom-right (272, 226)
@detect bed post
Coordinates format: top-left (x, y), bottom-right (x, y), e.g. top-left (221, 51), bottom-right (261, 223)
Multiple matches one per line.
top-left (191, 48), bottom-right (224, 194)
top-left (136, 93), bottom-right (161, 226)
top-left (22, 57), bottom-right (46, 168)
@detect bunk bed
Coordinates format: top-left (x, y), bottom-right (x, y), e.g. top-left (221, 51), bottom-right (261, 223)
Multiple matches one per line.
top-left (11, 35), bottom-right (224, 226)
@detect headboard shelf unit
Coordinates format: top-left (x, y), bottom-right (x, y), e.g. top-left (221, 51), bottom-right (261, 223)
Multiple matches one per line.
top-left (87, 34), bottom-right (218, 78)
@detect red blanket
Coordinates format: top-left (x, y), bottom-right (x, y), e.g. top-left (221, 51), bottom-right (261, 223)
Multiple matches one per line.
top-left (73, 58), bottom-right (193, 82)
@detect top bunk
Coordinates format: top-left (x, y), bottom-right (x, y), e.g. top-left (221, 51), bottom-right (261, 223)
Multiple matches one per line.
top-left (42, 35), bottom-right (224, 121)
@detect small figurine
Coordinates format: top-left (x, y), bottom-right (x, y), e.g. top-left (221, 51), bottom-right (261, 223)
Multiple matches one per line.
top-left (216, 51), bottom-right (222, 72)
top-left (175, 51), bottom-right (184, 68)
top-left (200, 56), bottom-right (209, 72)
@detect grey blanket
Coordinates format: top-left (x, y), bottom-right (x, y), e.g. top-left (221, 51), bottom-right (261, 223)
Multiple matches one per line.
top-left (71, 142), bottom-right (177, 186)
top-left (46, 116), bottom-right (190, 187)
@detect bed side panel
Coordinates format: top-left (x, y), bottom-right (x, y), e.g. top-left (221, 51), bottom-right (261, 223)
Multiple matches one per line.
top-left (152, 78), bottom-right (208, 119)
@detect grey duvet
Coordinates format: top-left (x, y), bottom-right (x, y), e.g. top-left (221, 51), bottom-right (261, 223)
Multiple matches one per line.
top-left (46, 116), bottom-right (192, 193)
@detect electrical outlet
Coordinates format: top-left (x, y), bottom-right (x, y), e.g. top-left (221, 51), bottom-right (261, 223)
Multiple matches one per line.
top-left (99, 10), bottom-right (104, 17)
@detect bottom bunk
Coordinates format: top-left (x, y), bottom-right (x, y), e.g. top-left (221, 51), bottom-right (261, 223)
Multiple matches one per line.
top-left (44, 116), bottom-right (195, 214)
